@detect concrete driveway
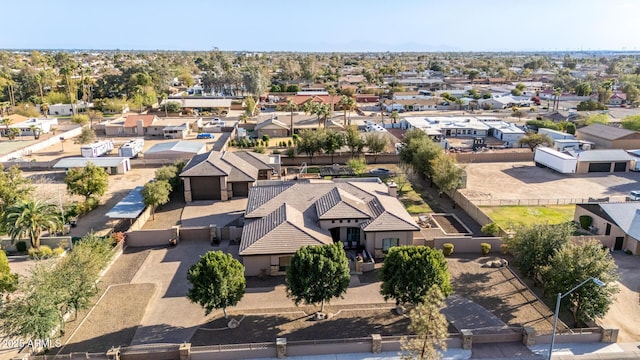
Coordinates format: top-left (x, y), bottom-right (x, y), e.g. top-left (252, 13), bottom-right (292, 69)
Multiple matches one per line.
top-left (599, 252), bottom-right (640, 342)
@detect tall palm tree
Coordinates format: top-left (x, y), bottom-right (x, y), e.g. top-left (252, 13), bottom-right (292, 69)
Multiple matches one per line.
top-left (339, 95), bottom-right (356, 125)
top-left (3, 199), bottom-right (61, 249)
top-left (284, 99), bottom-right (298, 136)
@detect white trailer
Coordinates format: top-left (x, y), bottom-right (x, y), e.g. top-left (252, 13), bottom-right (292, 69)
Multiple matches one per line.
top-left (118, 138), bottom-right (144, 158)
top-left (534, 146), bottom-right (577, 174)
top-left (81, 140), bottom-right (114, 158)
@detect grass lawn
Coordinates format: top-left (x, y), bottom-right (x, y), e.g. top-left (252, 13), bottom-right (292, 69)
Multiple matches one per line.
top-left (398, 181), bottom-right (433, 214)
top-left (481, 205), bottom-right (575, 229)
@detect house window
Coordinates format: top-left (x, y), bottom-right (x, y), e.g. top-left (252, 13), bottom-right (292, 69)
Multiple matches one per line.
top-left (347, 219), bottom-right (351, 223)
top-left (331, 220), bottom-right (335, 223)
top-left (382, 238), bottom-right (399, 253)
top-left (278, 256), bottom-right (292, 272)
top-left (346, 227), bottom-right (360, 244)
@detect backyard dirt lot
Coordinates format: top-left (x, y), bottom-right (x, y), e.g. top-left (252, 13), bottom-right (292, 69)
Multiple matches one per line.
top-left (461, 162), bottom-right (640, 203)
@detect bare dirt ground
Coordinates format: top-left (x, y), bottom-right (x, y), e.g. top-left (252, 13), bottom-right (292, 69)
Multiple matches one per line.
top-left (461, 162), bottom-right (640, 203)
top-left (447, 254), bottom-right (555, 335)
top-left (142, 192), bottom-right (185, 230)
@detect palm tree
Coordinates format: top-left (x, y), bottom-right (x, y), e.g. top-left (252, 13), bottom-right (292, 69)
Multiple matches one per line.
top-left (284, 99), bottom-right (298, 136)
top-left (3, 199), bottom-right (61, 249)
top-left (390, 110), bottom-right (400, 124)
top-left (339, 95), bottom-right (356, 125)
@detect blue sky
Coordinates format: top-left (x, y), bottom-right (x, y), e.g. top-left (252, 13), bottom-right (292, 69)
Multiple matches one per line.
top-left (2, 0), bottom-right (639, 52)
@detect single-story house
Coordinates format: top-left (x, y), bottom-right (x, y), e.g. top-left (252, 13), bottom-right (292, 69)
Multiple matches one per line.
top-left (164, 97), bottom-right (232, 114)
top-left (46, 102), bottom-right (92, 116)
top-left (180, 150), bottom-right (274, 201)
top-left (574, 202), bottom-right (640, 254)
top-left (607, 93), bottom-right (626, 106)
top-left (53, 157), bottom-right (131, 175)
top-left (575, 149), bottom-right (633, 174)
top-left (2, 118), bottom-right (58, 137)
top-left (255, 118), bottom-right (290, 138)
top-left (163, 125), bottom-right (189, 139)
top-left (239, 179), bottom-right (420, 276)
top-left (538, 128), bottom-right (575, 141)
top-left (143, 141), bottom-right (207, 161)
top-left (104, 114), bottom-right (159, 137)
top-left (576, 123), bottom-right (640, 150)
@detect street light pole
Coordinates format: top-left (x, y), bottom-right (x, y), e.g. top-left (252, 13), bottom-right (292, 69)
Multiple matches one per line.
top-left (548, 277), bottom-right (605, 360)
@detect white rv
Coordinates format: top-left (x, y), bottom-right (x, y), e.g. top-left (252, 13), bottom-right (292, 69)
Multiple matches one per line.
top-left (81, 140), bottom-right (114, 158)
top-left (118, 139), bottom-right (144, 158)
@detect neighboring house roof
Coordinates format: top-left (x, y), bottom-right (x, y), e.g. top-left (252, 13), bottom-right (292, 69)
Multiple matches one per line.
top-left (53, 157), bottom-right (129, 168)
top-left (233, 151), bottom-right (274, 171)
top-left (577, 123), bottom-right (637, 140)
top-left (576, 149), bottom-right (633, 162)
top-left (240, 203), bottom-right (333, 256)
top-left (145, 141), bottom-right (206, 154)
top-left (599, 202), bottom-right (640, 240)
top-left (179, 150), bottom-right (261, 182)
top-left (124, 114), bottom-right (157, 128)
top-left (255, 118), bottom-right (289, 130)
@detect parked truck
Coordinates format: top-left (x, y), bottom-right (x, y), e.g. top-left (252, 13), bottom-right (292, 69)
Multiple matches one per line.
top-left (81, 140), bottom-right (114, 158)
top-left (118, 138), bottom-right (144, 158)
top-left (534, 146), bottom-right (577, 174)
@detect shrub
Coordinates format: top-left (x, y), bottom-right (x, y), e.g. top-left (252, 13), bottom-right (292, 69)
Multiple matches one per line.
top-left (262, 135), bottom-right (270, 143)
top-left (28, 245), bottom-right (53, 259)
top-left (579, 215), bottom-right (593, 230)
top-left (287, 140), bottom-right (293, 147)
top-left (52, 247), bottom-right (65, 257)
top-left (285, 147), bottom-right (296, 158)
top-left (625, 249), bottom-right (633, 255)
top-left (272, 149), bottom-right (281, 155)
top-left (442, 243), bottom-right (454, 256)
top-left (481, 222), bottom-right (500, 236)
top-left (111, 232), bottom-right (125, 245)
top-left (16, 241), bottom-right (27, 253)
top-left (253, 146), bottom-right (266, 154)
top-left (500, 243), bottom-right (509, 255)
top-left (481, 243), bottom-right (491, 256)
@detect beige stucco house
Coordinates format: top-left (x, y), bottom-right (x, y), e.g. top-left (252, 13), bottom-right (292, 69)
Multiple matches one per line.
top-left (574, 202), bottom-right (640, 254)
top-left (239, 179), bottom-right (420, 276)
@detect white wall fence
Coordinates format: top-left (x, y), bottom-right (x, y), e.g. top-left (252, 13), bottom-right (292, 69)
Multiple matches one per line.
top-left (0, 126), bottom-right (83, 162)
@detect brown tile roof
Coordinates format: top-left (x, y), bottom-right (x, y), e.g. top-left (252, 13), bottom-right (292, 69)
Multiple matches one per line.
top-left (124, 114), bottom-right (157, 128)
top-left (233, 151), bottom-right (274, 171)
top-left (179, 150), bottom-right (259, 182)
top-left (239, 203), bottom-right (333, 256)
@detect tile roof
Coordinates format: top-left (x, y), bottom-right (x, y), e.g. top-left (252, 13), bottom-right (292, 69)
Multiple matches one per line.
top-left (145, 141), bottom-right (205, 154)
top-left (576, 149), bottom-right (633, 162)
top-left (239, 203), bottom-right (333, 255)
top-left (577, 123), bottom-right (636, 140)
top-left (124, 114), bottom-right (157, 128)
top-left (233, 151), bottom-right (274, 171)
top-left (255, 118), bottom-right (289, 130)
top-left (315, 188), bottom-right (372, 220)
top-left (179, 150), bottom-right (260, 182)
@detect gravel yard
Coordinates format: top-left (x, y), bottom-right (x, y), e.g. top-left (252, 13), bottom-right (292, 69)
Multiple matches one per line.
top-left (54, 248), bottom-right (151, 355)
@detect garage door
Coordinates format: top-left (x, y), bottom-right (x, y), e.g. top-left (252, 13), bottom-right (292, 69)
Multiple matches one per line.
top-left (588, 163), bottom-right (611, 173)
top-left (232, 182), bottom-right (249, 197)
top-left (190, 177), bottom-right (221, 200)
top-left (614, 162), bottom-right (627, 172)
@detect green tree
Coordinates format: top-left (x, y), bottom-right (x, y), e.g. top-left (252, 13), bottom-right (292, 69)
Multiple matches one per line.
top-left (2, 199), bottom-right (61, 249)
top-left (399, 129), bottom-right (443, 182)
top-left (321, 130), bottom-right (344, 163)
top-left (142, 180), bottom-right (171, 220)
top-left (0, 264), bottom-right (64, 342)
top-left (541, 240), bottom-right (619, 326)
top-left (55, 234), bottom-right (112, 319)
top-left (346, 157), bottom-right (367, 175)
top-left (389, 110), bottom-right (400, 124)
top-left (575, 82), bottom-right (592, 96)
top-left (380, 246), bottom-right (451, 306)
top-left (621, 114), bottom-right (640, 131)
top-left (286, 244), bottom-right (350, 313)
top-left (577, 99), bottom-right (607, 111)
top-left (0, 164), bottom-right (33, 216)
top-left (430, 153), bottom-right (465, 199)
top-left (0, 250), bottom-right (18, 296)
top-left (155, 164), bottom-right (181, 190)
top-left (365, 133), bottom-right (388, 163)
top-left (622, 83), bottom-right (639, 105)
top-left (77, 127), bottom-right (97, 144)
top-left (345, 125), bottom-right (365, 158)
top-left (338, 95), bottom-right (356, 125)
top-left (401, 285), bottom-right (448, 360)
top-left (505, 223), bottom-right (573, 280)
top-left (517, 132), bottom-right (553, 152)
top-left (65, 162), bottom-right (108, 202)
top-left (244, 96), bottom-right (257, 117)
top-left (583, 113), bottom-right (610, 125)
top-left (296, 129), bottom-right (324, 162)
top-left (187, 251), bottom-right (246, 318)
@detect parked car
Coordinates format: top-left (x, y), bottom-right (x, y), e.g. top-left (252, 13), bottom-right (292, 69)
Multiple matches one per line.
top-left (629, 190), bottom-right (640, 201)
top-left (197, 133), bottom-right (214, 139)
top-left (369, 168), bottom-right (391, 175)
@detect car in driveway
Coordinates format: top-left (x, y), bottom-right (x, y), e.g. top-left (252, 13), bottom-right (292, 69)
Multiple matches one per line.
top-left (196, 133), bottom-right (214, 139)
top-left (369, 168), bottom-right (391, 176)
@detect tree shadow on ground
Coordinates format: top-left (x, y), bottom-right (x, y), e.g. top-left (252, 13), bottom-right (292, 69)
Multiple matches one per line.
top-left (56, 325), bottom-right (139, 354)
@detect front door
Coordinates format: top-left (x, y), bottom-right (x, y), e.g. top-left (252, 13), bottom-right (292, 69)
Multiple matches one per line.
top-left (330, 228), bottom-right (340, 243)
top-left (614, 237), bottom-right (624, 251)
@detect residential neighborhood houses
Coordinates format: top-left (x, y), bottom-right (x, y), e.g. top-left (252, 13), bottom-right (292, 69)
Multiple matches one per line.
top-left (2, 49), bottom-right (640, 360)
